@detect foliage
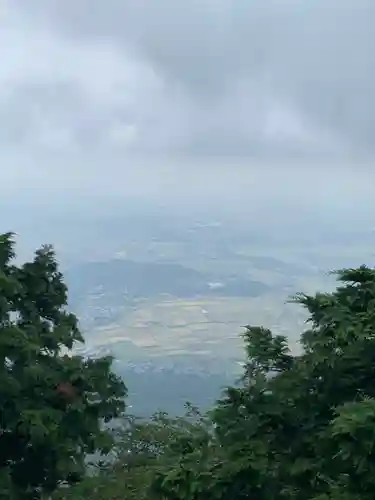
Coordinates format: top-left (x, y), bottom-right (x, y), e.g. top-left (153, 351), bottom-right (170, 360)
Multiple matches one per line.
top-left (144, 265), bottom-right (375, 500)
top-left (4, 229), bottom-right (375, 500)
top-left (0, 233), bottom-right (127, 499)
top-left (53, 404), bottom-right (214, 500)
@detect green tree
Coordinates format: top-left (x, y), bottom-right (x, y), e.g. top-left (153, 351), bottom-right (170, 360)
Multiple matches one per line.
top-left (151, 265), bottom-right (375, 500)
top-left (55, 405), bottom-right (214, 500)
top-left (0, 233), bottom-right (127, 499)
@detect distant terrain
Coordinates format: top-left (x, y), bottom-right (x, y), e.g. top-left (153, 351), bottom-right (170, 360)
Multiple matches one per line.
top-left (65, 258), bottom-right (273, 415)
top-left (66, 258), bottom-right (268, 308)
top-left (63, 252), bottom-right (318, 414)
top-left (40, 206), bottom-right (375, 415)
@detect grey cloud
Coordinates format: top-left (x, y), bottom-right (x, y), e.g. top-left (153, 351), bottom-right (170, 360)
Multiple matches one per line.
top-left (2, 0), bottom-right (375, 162)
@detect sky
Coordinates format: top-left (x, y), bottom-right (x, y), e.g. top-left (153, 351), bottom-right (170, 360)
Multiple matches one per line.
top-left (0, 0), bottom-right (374, 206)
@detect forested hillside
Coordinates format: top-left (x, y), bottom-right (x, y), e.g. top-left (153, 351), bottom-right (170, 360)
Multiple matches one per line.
top-left (1, 233), bottom-right (375, 499)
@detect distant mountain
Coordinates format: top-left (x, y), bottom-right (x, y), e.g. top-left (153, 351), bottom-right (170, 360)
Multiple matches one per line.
top-left (65, 258), bottom-right (269, 307)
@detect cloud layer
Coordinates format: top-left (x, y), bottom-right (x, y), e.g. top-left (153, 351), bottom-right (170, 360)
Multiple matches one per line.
top-left (0, 1), bottom-right (374, 202)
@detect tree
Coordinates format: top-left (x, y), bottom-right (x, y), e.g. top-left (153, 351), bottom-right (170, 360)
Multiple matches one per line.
top-left (151, 265), bottom-right (375, 500)
top-left (0, 233), bottom-right (127, 499)
top-left (54, 405), bottom-right (214, 500)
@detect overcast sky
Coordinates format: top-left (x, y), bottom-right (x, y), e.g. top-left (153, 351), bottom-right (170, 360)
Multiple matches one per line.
top-left (1, 0), bottom-right (374, 204)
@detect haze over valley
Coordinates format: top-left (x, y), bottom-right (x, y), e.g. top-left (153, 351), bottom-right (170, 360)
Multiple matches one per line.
top-left (5, 197), bottom-right (375, 415)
